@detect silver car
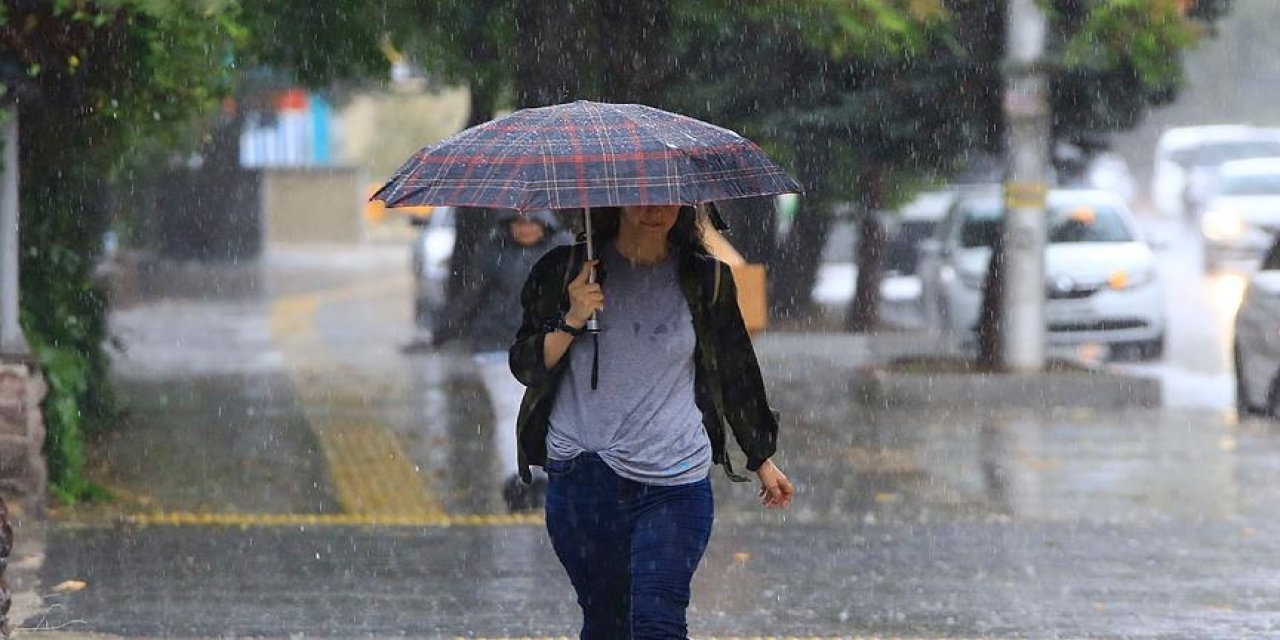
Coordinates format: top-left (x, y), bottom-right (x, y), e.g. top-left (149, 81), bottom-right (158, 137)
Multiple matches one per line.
top-left (1234, 233), bottom-right (1280, 418)
top-left (1201, 158), bottom-right (1280, 270)
top-left (410, 206), bottom-right (456, 332)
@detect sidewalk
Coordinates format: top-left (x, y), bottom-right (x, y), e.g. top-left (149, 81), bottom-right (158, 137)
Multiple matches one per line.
top-left (13, 248), bottom-right (1277, 638)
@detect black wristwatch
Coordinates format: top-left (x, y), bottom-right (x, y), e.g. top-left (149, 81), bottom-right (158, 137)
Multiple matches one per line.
top-left (555, 315), bottom-right (588, 337)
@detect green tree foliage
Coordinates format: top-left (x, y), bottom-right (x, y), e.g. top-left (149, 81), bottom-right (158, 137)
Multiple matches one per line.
top-left (235, 0), bottom-right (391, 88)
top-left (401, 0), bottom-right (514, 118)
top-left (1052, 0), bottom-right (1215, 136)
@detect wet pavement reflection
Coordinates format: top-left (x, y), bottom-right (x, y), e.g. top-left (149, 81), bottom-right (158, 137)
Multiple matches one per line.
top-left (26, 244), bottom-right (1280, 638)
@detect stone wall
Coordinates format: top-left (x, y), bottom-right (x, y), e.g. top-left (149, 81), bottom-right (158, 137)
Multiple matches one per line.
top-left (0, 361), bottom-right (46, 518)
top-left (0, 359), bottom-right (45, 638)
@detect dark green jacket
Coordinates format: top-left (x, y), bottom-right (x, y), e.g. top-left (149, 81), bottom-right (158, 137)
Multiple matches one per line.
top-left (508, 241), bottom-right (779, 483)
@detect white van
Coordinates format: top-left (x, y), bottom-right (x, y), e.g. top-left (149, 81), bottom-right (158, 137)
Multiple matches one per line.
top-left (1151, 125), bottom-right (1280, 219)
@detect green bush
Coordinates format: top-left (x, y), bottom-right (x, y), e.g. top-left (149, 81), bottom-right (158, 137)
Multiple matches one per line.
top-left (19, 184), bottom-right (116, 503)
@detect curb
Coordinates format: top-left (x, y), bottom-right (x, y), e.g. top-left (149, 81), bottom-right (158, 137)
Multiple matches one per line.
top-left (853, 366), bottom-right (1162, 410)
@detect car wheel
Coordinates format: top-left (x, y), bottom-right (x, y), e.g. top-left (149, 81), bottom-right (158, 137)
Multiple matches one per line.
top-left (1268, 374), bottom-right (1280, 420)
top-left (1236, 344), bottom-right (1259, 418)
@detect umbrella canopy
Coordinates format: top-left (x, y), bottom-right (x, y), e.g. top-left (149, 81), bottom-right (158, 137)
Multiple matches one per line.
top-left (371, 100), bottom-right (801, 212)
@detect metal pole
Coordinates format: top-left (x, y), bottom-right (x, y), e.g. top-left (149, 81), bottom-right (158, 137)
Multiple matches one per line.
top-left (583, 207), bottom-right (600, 333)
top-left (0, 109), bottom-right (26, 357)
top-left (1002, 0), bottom-right (1049, 372)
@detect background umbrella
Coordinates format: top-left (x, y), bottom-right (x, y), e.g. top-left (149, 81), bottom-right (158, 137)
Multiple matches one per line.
top-left (372, 99), bottom-right (801, 331)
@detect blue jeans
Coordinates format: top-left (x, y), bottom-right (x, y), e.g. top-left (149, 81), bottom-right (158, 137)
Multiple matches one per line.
top-left (544, 453), bottom-right (714, 640)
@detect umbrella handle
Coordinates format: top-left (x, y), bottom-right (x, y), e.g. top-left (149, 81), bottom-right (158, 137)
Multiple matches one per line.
top-left (584, 207), bottom-right (601, 334)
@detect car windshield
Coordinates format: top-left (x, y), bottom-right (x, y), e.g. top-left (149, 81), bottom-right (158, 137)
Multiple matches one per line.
top-left (959, 201), bottom-right (1133, 247)
top-left (958, 204), bottom-right (1002, 248)
top-left (1217, 171), bottom-right (1280, 196)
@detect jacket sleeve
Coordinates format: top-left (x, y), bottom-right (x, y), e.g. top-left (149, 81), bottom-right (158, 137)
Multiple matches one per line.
top-left (508, 245), bottom-right (573, 387)
top-left (712, 261), bottom-right (778, 471)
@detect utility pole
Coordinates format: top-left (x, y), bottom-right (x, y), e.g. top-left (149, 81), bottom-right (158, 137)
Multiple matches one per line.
top-left (1002, 0), bottom-right (1049, 372)
top-left (0, 108), bottom-right (27, 357)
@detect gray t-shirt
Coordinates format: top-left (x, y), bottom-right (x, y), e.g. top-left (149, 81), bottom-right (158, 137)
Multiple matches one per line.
top-left (546, 243), bottom-right (712, 486)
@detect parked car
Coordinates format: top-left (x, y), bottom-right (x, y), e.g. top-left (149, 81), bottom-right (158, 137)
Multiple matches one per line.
top-left (409, 206), bottom-right (456, 332)
top-left (1234, 233), bottom-right (1280, 418)
top-left (1200, 158), bottom-right (1280, 271)
top-left (883, 188), bottom-right (957, 276)
top-left (1151, 125), bottom-right (1280, 220)
top-left (919, 188), bottom-right (1166, 359)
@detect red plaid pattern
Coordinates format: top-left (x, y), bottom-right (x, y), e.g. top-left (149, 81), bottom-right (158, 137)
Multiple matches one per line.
top-left (372, 101), bottom-right (801, 211)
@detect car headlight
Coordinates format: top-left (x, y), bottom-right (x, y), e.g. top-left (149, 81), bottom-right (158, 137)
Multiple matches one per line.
top-left (1202, 209), bottom-right (1245, 242)
top-left (1107, 267), bottom-right (1156, 290)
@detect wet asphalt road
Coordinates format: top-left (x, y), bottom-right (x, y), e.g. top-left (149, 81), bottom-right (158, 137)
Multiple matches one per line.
top-left (20, 222), bottom-right (1280, 639)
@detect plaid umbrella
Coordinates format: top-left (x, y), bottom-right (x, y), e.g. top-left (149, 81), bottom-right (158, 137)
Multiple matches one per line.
top-left (370, 100), bottom-right (801, 212)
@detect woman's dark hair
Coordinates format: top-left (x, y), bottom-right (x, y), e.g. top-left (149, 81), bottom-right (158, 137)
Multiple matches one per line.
top-left (584, 205), bottom-right (709, 257)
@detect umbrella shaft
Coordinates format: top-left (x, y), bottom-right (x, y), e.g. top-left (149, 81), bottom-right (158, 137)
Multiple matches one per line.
top-left (583, 207), bottom-right (600, 333)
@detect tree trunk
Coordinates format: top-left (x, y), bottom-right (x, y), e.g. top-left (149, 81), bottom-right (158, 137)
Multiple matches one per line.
top-left (444, 89), bottom-right (499, 317)
top-left (597, 0), bottom-right (672, 103)
top-left (846, 167), bottom-right (887, 332)
top-left (768, 200), bottom-right (830, 319)
top-left (767, 132), bottom-right (830, 319)
top-left (515, 0), bottom-right (590, 106)
top-left (976, 225), bottom-right (1006, 370)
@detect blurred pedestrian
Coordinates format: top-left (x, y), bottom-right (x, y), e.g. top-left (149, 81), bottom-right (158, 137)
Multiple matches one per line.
top-left (433, 209), bottom-right (570, 511)
top-left (509, 205), bottom-right (794, 639)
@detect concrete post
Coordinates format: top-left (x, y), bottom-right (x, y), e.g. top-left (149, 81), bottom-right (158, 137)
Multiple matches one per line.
top-left (0, 109), bottom-right (30, 640)
top-left (0, 110), bottom-right (26, 357)
top-left (1002, 0), bottom-right (1049, 372)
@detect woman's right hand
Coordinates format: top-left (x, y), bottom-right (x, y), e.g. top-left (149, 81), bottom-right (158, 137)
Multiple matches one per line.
top-left (565, 260), bottom-right (604, 328)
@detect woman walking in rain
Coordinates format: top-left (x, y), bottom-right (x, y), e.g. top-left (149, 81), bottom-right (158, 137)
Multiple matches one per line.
top-left (509, 204), bottom-right (794, 639)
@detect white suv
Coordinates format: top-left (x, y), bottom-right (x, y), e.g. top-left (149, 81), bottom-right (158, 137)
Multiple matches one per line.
top-left (1200, 158), bottom-right (1280, 271)
top-left (1152, 126), bottom-right (1280, 220)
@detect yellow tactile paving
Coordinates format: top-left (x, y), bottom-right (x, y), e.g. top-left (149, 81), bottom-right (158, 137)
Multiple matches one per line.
top-left (268, 277), bottom-right (444, 519)
top-left (123, 511), bottom-right (543, 528)
top-left (314, 421), bottom-right (441, 517)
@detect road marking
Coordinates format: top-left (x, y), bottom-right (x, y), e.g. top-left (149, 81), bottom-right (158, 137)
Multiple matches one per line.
top-left (123, 511), bottom-right (543, 528)
top-left (269, 276), bottom-right (444, 518)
